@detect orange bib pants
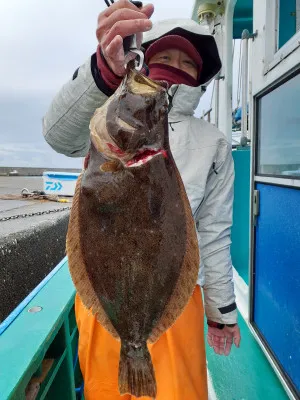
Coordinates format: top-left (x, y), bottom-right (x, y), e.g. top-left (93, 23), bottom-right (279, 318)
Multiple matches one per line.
top-left (75, 286), bottom-right (208, 400)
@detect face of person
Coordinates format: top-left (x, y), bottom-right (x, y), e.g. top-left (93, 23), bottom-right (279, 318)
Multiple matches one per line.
top-left (148, 48), bottom-right (199, 80)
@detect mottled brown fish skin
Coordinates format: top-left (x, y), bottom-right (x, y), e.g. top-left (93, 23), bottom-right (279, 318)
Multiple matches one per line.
top-left (80, 139), bottom-right (186, 341)
top-left (67, 70), bottom-right (199, 398)
top-left (106, 72), bottom-right (168, 154)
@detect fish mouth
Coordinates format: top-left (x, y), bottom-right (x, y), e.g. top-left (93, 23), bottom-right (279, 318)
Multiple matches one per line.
top-left (127, 71), bottom-right (167, 95)
top-left (105, 141), bottom-right (167, 167)
top-left (126, 148), bottom-right (167, 168)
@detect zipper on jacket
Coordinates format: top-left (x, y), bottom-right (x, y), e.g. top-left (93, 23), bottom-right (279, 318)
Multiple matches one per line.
top-left (212, 162), bottom-right (218, 174)
top-left (193, 197), bottom-right (205, 221)
top-left (168, 121), bottom-right (182, 131)
top-left (168, 86), bottom-right (180, 132)
top-left (168, 86), bottom-right (179, 113)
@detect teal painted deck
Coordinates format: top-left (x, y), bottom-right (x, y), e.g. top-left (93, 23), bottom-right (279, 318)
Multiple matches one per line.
top-left (0, 256), bottom-right (289, 399)
top-left (208, 148), bottom-right (288, 399)
top-left (205, 314), bottom-right (289, 399)
top-left (0, 259), bottom-right (78, 400)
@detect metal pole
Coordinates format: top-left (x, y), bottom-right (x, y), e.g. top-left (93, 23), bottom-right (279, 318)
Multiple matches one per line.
top-left (214, 76), bottom-right (220, 127)
top-left (241, 29), bottom-right (250, 146)
top-left (215, 0), bottom-right (237, 142)
top-left (248, 35), bottom-right (254, 143)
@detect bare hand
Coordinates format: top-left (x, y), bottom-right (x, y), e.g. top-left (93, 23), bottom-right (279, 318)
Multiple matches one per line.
top-left (96, 0), bottom-right (154, 77)
top-left (207, 324), bottom-right (241, 356)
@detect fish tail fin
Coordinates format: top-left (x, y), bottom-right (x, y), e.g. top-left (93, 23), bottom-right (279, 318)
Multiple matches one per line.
top-left (119, 341), bottom-right (157, 398)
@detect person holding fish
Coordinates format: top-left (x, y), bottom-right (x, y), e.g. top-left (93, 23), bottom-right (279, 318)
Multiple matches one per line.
top-left (43, 0), bottom-right (241, 398)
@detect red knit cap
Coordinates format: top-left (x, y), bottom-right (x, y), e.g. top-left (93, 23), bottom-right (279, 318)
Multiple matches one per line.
top-left (145, 35), bottom-right (203, 79)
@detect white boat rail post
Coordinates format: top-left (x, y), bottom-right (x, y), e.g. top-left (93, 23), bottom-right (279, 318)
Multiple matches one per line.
top-left (197, 2), bottom-right (223, 128)
top-left (220, 0), bottom-right (237, 142)
top-left (196, 0), bottom-right (237, 140)
top-left (212, 18), bottom-right (222, 129)
top-left (240, 29), bottom-right (250, 146)
top-left (214, 73), bottom-right (220, 127)
top-left (248, 33), bottom-right (253, 144)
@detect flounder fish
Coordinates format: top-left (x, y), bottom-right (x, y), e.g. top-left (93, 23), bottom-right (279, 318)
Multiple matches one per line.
top-left (66, 68), bottom-right (200, 398)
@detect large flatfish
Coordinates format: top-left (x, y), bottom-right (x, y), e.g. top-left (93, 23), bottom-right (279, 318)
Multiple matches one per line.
top-left (66, 68), bottom-right (200, 398)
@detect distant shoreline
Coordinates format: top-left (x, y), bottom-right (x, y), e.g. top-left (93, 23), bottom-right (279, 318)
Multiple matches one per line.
top-left (0, 167), bottom-right (81, 177)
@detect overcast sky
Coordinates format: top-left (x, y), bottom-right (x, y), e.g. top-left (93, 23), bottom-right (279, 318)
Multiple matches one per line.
top-left (0, 0), bottom-right (238, 168)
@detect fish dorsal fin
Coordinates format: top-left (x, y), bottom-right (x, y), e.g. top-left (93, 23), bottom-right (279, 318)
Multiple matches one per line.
top-left (66, 173), bottom-right (119, 339)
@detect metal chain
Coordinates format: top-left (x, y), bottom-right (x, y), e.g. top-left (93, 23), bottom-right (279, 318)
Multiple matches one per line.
top-left (0, 206), bottom-right (71, 222)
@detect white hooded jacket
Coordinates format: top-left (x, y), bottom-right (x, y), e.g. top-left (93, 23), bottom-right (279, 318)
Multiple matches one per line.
top-left (43, 19), bottom-right (237, 324)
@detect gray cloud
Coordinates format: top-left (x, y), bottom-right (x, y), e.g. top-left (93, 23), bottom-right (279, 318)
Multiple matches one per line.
top-left (0, 0), bottom-right (196, 94)
top-left (0, 0), bottom-right (201, 168)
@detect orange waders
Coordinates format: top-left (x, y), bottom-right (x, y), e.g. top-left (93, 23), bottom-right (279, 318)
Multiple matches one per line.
top-left (75, 286), bottom-right (208, 400)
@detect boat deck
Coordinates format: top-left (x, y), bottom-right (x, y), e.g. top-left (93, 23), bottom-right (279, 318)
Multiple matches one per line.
top-left (0, 258), bottom-right (289, 400)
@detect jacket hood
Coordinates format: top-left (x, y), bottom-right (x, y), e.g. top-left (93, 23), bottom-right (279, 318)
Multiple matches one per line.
top-left (142, 18), bottom-right (221, 85)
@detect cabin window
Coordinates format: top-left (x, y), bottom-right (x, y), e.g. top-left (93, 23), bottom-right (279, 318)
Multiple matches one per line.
top-left (256, 71), bottom-right (300, 178)
top-left (277, 0), bottom-right (300, 48)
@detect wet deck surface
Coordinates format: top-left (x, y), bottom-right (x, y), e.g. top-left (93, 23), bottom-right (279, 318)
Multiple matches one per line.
top-left (0, 177), bottom-right (42, 212)
top-left (0, 177), bottom-right (71, 237)
top-left (0, 176), bottom-right (43, 194)
top-left (0, 176), bottom-right (71, 322)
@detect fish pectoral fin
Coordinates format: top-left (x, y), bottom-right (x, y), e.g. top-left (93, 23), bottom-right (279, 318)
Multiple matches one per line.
top-left (100, 160), bottom-right (123, 173)
top-left (66, 173), bottom-right (119, 340)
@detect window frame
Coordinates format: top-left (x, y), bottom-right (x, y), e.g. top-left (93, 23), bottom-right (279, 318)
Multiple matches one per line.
top-left (255, 66), bottom-right (300, 181)
top-left (264, 0), bottom-right (300, 75)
